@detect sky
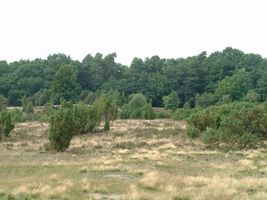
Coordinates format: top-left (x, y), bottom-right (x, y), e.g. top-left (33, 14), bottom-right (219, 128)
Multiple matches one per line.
top-left (0, 0), bottom-right (267, 65)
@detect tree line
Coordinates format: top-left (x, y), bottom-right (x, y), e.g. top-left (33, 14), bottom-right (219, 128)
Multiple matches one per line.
top-left (1, 47), bottom-right (267, 108)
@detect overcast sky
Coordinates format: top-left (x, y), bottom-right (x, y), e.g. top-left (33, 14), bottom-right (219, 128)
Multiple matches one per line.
top-left (0, 0), bottom-right (266, 65)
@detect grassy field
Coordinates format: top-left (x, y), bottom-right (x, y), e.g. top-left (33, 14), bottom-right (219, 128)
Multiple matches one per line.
top-left (0, 119), bottom-right (267, 200)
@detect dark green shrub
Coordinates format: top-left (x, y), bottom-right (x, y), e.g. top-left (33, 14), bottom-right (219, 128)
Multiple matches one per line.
top-left (120, 104), bottom-right (130, 119)
top-left (48, 108), bottom-right (77, 151)
top-left (172, 108), bottom-right (196, 120)
top-left (218, 106), bottom-right (265, 148)
top-left (187, 126), bottom-right (200, 138)
top-left (103, 89), bottom-right (124, 107)
top-left (242, 90), bottom-right (260, 102)
top-left (104, 121), bottom-right (110, 131)
top-left (80, 90), bottom-right (91, 101)
top-left (183, 101), bottom-right (191, 109)
top-left (130, 108), bottom-right (142, 119)
top-left (188, 102), bottom-right (267, 149)
top-left (129, 93), bottom-right (146, 108)
top-left (86, 104), bottom-right (102, 132)
top-left (0, 111), bottom-right (15, 137)
top-left (95, 94), bottom-right (119, 131)
top-left (195, 93), bottom-right (217, 108)
top-left (141, 103), bottom-right (155, 119)
top-left (189, 110), bottom-right (220, 131)
top-left (154, 108), bottom-right (171, 119)
top-left (102, 95), bottom-right (118, 121)
top-left (9, 109), bottom-right (26, 122)
top-left (0, 124), bottom-right (3, 142)
top-left (37, 94), bottom-right (48, 106)
top-left (84, 92), bottom-right (97, 105)
top-left (44, 103), bottom-right (56, 116)
top-left (0, 95), bottom-right (8, 111)
top-left (217, 95), bottom-right (232, 105)
top-left (202, 128), bottom-right (221, 147)
top-left (22, 97), bottom-right (34, 113)
top-left (163, 91), bottom-right (180, 111)
top-left (73, 103), bottom-right (94, 134)
top-left (119, 93), bottom-right (153, 119)
top-left (25, 101), bottom-right (34, 114)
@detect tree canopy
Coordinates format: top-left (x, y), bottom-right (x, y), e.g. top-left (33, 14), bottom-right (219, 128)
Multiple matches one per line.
top-left (0, 47), bottom-right (266, 107)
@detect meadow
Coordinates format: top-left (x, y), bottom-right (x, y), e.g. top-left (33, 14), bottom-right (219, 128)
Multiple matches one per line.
top-left (1, 119), bottom-right (267, 200)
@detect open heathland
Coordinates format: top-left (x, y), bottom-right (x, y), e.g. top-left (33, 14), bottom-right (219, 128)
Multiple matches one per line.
top-left (0, 119), bottom-right (267, 200)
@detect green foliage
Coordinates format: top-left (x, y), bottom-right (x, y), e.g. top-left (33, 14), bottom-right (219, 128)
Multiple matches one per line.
top-left (72, 94), bottom-right (118, 134)
top-left (83, 91), bottom-right (98, 105)
top-left (154, 108), bottom-right (171, 119)
top-left (22, 97), bottom-right (34, 113)
top-left (48, 107), bottom-right (77, 151)
top-left (195, 93), bottom-right (217, 108)
top-left (0, 95), bottom-right (8, 111)
top-left (0, 111), bottom-right (15, 137)
top-left (72, 102), bottom-right (104, 134)
top-left (187, 126), bottom-right (200, 138)
top-left (88, 104), bottom-right (103, 130)
top-left (73, 103), bottom-right (92, 134)
top-left (163, 91), bottom-right (180, 111)
top-left (104, 121), bottom-right (110, 131)
top-left (43, 103), bottom-right (55, 116)
top-left (141, 103), bottom-right (155, 119)
top-left (37, 93), bottom-right (48, 106)
top-left (189, 110), bottom-right (220, 131)
top-left (242, 90), bottom-right (260, 102)
top-left (188, 102), bottom-right (267, 149)
top-left (80, 90), bottom-right (91, 101)
top-left (8, 109), bottom-right (26, 122)
top-left (129, 93), bottom-right (147, 109)
top-left (102, 95), bottom-right (119, 122)
top-left (52, 64), bottom-right (80, 103)
top-left (257, 70), bottom-right (267, 101)
top-left (217, 95), bottom-right (232, 105)
top-left (183, 101), bottom-right (191, 109)
top-left (219, 106), bottom-right (265, 148)
top-left (25, 101), bottom-right (34, 114)
top-left (94, 93), bottom-right (119, 130)
top-left (120, 93), bottom-right (154, 119)
top-left (201, 128), bottom-right (221, 147)
top-left (172, 108), bottom-right (197, 120)
top-left (216, 70), bottom-right (252, 101)
top-left (0, 123), bottom-right (3, 142)
top-left (0, 48), bottom-right (266, 108)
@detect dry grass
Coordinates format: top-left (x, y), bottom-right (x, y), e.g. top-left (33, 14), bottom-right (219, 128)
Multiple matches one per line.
top-left (0, 119), bottom-right (267, 200)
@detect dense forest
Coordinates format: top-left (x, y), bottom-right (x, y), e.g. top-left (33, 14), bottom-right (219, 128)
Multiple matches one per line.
top-left (1, 47), bottom-right (267, 108)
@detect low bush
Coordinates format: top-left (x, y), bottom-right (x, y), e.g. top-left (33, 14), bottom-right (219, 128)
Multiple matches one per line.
top-left (163, 91), bottom-right (180, 111)
top-left (187, 102), bottom-right (267, 149)
top-left (73, 103), bottom-right (93, 134)
top-left (187, 126), bottom-right (200, 138)
top-left (201, 128), bottom-right (221, 147)
top-left (0, 111), bottom-right (15, 137)
top-left (172, 108), bottom-right (198, 120)
top-left (9, 109), bottom-right (26, 122)
top-left (48, 107), bottom-right (77, 151)
top-left (104, 121), bottom-right (110, 131)
top-left (0, 123), bottom-right (3, 142)
top-left (0, 95), bottom-right (8, 112)
top-left (141, 103), bottom-right (155, 119)
top-left (154, 108), bottom-right (171, 119)
top-left (189, 110), bottom-right (220, 131)
top-left (120, 93), bottom-right (154, 119)
top-left (48, 97), bottom-right (118, 151)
